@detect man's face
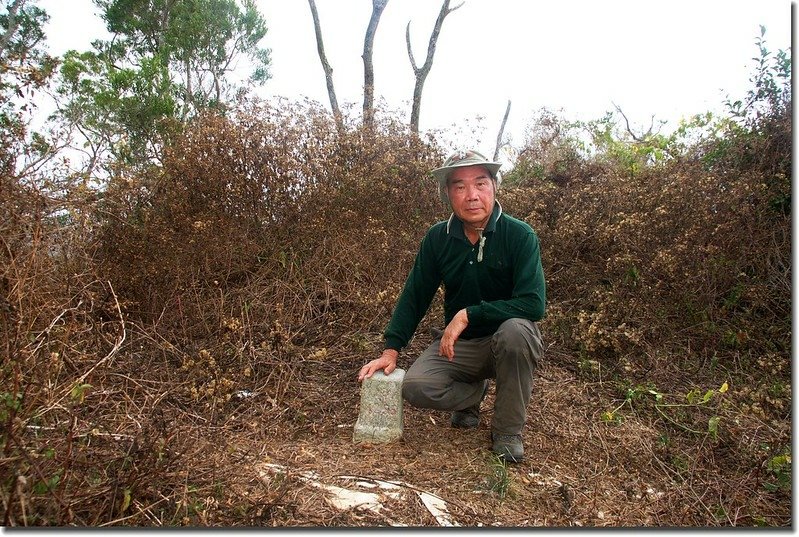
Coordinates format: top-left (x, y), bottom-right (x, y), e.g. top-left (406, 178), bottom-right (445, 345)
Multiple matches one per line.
top-left (446, 165), bottom-right (496, 227)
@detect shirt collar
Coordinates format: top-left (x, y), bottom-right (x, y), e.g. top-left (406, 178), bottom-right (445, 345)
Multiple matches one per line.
top-left (446, 201), bottom-right (503, 237)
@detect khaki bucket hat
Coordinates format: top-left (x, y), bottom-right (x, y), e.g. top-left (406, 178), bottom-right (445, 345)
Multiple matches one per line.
top-left (431, 150), bottom-right (502, 204)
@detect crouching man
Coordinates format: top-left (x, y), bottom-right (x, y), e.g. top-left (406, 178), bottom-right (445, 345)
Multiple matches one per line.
top-left (358, 150), bottom-right (545, 463)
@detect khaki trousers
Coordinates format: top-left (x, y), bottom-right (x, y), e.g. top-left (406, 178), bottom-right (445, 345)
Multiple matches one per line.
top-left (401, 318), bottom-right (543, 435)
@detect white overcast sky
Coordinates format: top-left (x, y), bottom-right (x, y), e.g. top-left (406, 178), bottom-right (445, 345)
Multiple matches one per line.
top-left (39, 0), bottom-right (793, 152)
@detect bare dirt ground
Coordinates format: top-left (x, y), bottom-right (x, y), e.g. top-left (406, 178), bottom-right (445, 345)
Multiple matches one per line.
top-left (137, 340), bottom-right (789, 528)
top-left (8, 325), bottom-right (789, 528)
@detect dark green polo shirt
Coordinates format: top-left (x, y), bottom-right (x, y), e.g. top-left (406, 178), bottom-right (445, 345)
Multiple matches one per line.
top-left (384, 203), bottom-right (546, 351)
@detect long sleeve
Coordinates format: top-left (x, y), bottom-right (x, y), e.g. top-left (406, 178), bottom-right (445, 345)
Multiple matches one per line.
top-left (383, 227), bottom-right (443, 351)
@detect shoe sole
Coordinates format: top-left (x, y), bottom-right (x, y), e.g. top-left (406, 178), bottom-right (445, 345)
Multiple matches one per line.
top-left (494, 451), bottom-right (524, 463)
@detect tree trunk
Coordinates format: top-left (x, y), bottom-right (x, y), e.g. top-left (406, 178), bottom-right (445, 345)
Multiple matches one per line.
top-left (494, 99), bottom-right (511, 161)
top-left (407, 0), bottom-right (463, 134)
top-left (362, 0), bottom-right (389, 129)
top-left (183, 57), bottom-right (193, 119)
top-left (308, 0), bottom-right (343, 131)
top-left (0, 0), bottom-right (25, 60)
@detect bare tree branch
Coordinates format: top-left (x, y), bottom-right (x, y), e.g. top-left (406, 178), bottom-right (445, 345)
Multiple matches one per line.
top-left (406, 0), bottom-right (463, 133)
top-left (362, 0), bottom-right (389, 129)
top-left (612, 101), bottom-right (659, 142)
top-left (308, 0), bottom-right (343, 131)
top-left (405, 21), bottom-right (416, 73)
top-left (612, 102), bottom-right (675, 161)
top-left (494, 99), bottom-right (511, 161)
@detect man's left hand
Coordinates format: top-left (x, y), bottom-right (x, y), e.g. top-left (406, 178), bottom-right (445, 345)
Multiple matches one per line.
top-left (439, 308), bottom-right (469, 360)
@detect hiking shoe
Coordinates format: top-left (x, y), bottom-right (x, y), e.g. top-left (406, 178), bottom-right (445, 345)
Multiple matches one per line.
top-left (451, 380), bottom-right (489, 429)
top-left (492, 433), bottom-right (524, 463)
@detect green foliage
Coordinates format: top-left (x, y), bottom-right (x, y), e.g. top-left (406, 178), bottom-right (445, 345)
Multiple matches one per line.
top-left (0, 390), bottom-right (22, 422)
top-left (53, 0), bottom-right (271, 173)
top-left (0, 0), bottom-right (55, 87)
top-left (58, 48), bottom-right (178, 168)
top-left (94, 0), bottom-right (270, 107)
top-left (32, 470), bottom-right (62, 495)
top-left (706, 28), bottom-right (791, 195)
top-left (0, 2), bottom-right (47, 58)
top-left (579, 110), bottom-right (671, 177)
top-left (725, 26), bottom-right (791, 124)
top-left (0, 1), bottom-right (58, 175)
top-left (763, 449), bottom-right (791, 493)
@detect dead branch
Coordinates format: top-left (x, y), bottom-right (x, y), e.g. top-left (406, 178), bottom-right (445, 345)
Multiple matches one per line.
top-left (31, 281), bottom-right (127, 418)
top-left (362, 0), bottom-right (389, 129)
top-left (493, 99), bottom-right (511, 161)
top-left (407, 0), bottom-right (464, 133)
top-left (308, 0), bottom-right (344, 131)
top-left (75, 281), bottom-right (126, 385)
top-left (612, 102), bottom-right (659, 142)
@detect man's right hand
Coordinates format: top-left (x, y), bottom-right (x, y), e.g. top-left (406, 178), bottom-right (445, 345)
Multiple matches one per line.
top-left (357, 349), bottom-right (399, 382)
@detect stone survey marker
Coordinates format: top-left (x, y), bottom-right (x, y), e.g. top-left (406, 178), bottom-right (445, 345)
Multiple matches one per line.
top-left (353, 368), bottom-right (405, 443)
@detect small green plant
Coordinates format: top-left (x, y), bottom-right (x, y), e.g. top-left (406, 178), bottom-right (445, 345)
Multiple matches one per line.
top-left (1, 391), bottom-right (23, 422)
top-left (601, 382), bottom-right (659, 425)
top-left (485, 454), bottom-right (513, 501)
top-left (752, 515), bottom-right (768, 527)
top-left (33, 471), bottom-right (62, 495)
top-left (713, 504), bottom-right (728, 523)
top-left (600, 382), bottom-right (729, 438)
top-left (70, 383), bottom-right (92, 404)
top-left (625, 264), bottom-right (640, 285)
top-left (172, 484), bottom-right (207, 524)
top-left (724, 26), bottom-right (791, 124)
top-left (600, 410), bottom-right (623, 425)
top-left (764, 450), bottom-right (791, 493)
top-left (655, 382), bottom-right (728, 435)
top-left (118, 488), bottom-right (132, 516)
top-left (707, 416), bottom-right (721, 440)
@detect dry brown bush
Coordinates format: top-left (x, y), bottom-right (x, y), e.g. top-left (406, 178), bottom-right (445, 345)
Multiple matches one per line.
top-left (500, 107), bottom-right (791, 512)
top-left (1, 153), bottom-right (120, 525)
top-left (504, 145), bottom-right (790, 380)
top-left (1, 99), bottom-right (448, 526)
top-left (2, 91), bottom-right (791, 526)
top-left (96, 100), bottom-right (442, 341)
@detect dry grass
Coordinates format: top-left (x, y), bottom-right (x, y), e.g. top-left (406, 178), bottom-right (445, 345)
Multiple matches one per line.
top-left (3, 328), bottom-right (789, 527)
